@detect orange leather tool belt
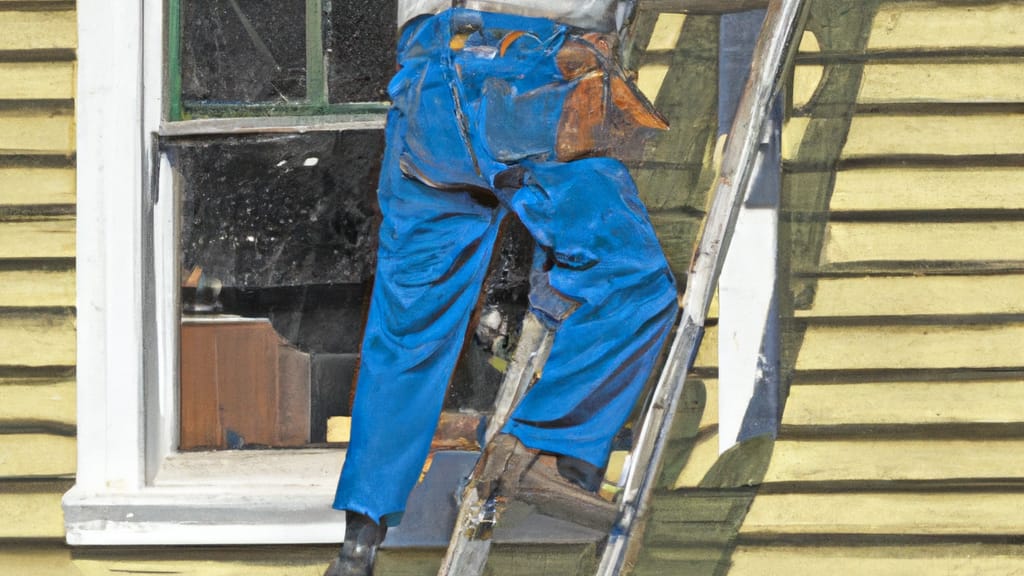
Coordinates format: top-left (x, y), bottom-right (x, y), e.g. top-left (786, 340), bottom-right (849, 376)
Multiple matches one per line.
top-left (448, 24), bottom-right (669, 163)
top-left (554, 32), bottom-right (669, 161)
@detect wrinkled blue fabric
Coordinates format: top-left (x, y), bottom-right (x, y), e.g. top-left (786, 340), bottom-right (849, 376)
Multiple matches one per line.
top-left (333, 8), bottom-right (678, 526)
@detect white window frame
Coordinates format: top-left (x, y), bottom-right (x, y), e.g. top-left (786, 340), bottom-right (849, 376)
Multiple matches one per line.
top-left (63, 0), bottom-right (384, 545)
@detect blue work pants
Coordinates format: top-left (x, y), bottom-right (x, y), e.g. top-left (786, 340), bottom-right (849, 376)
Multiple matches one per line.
top-left (334, 9), bottom-right (678, 526)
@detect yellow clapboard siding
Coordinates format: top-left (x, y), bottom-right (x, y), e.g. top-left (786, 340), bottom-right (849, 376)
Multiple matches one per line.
top-left (783, 380), bottom-right (1024, 427)
top-left (672, 378), bottom-right (719, 489)
top-left (637, 63), bottom-right (670, 102)
top-left (0, 546), bottom-right (79, 576)
top-left (0, 312), bottom-right (76, 367)
top-left (0, 269), bottom-right (75, 307)
top-left (830, 167), bottom-right (1024, 212)
top-left (730, 545), bottom-right (1024, 576)
top-left (792, 32), bottom-right (823, 109)
top-left (0, 62), bottom-right (75, 100)
top-left (693, 324), bottom-right (717, 370)
top-left (797, 275), bottom-right (1024, 317)
top-left (0, 378), bottom-right (75, 424)
top-left (673, 431), bottom-right (719, 489)
top-left (0, 434), bottom-right (75, 477)
top-left (742, 492), bottom-right (1024, 536)
top-left (646, 13), bottom-right (685, 52)
top-left (868, 3), bottom-right (1024, 51)
top-left (844, 115), bottom-right (1024, 158)
top-left (0, 216), bottom-right (75, 258)
top-left (0, 167), bottom-right (75, 206)
top-left (856, 62), bottom-right (1024, 104)
top-left (795, 323), bottom-right (1024, 372)
top-left (0, 490), bottom-right (65, 539)
top-left (784, 115), bottom-right (1024, 160)
top-left (0, 10), bottom-right (76, 51)
top-left (0, 112), bottom-right (75, 154)
top-left (764, 439), bottom-right (1024, 484)
top-left (823, 222), bottom-right (1024, 264)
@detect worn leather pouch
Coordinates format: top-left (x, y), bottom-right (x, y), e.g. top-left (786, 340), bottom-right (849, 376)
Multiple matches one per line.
top-left (555, 33), bottom-right (669, 161)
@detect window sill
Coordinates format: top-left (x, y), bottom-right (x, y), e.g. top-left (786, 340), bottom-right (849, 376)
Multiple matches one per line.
top-left (63, 449), bottom-right (346, 546)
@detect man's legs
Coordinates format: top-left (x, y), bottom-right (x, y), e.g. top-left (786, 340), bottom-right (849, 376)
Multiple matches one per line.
top-left (499, 158), bottom-right (679, 471)
top-left (332, 123), bottom-right (505, 526)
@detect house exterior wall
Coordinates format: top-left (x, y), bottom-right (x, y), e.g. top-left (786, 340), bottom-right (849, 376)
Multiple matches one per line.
top-left (0, 0), bottom-right (79, 573)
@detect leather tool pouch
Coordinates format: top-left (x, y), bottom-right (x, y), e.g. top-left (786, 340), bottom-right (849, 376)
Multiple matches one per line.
top-left (555, 33), bottom-right (669, 161)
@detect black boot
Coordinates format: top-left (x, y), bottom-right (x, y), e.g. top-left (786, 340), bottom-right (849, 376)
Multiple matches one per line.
top-left (323, 512), bottom-right (387, 576)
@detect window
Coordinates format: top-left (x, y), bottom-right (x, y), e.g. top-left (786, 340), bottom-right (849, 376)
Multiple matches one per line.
top-left (67, 0), bottom-right (394, 545)
top-left (66, 0), bottom-right (534, 545)
top-left (167, 1), bottom-right (403, 453)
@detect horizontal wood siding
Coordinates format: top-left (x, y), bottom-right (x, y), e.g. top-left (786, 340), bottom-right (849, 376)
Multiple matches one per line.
top-left (0, 167), bottom-right (76, 206)
top-left (0, 481), bottom-right (69, 539)
top-left (0, 10), bottom-right (75, 51)
top-left (731, 544), bottom-right (1024, 576)
top-left (0, 61), bottom-right (74, 100)
top-left (0, 377), bottom-right (75, 423)
top-left (0, 217), bottom-right (75, 258)
top-left (734, 1), bottom-right (1024, 574)
top-left (0, 4), bottom-right (79, 575)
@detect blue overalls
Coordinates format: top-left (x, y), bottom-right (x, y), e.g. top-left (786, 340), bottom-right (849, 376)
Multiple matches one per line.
top-left (333, 8), bottom-right (678, 526)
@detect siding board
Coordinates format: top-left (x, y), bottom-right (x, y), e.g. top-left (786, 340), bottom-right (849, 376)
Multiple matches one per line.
top-left (823, 222), bottom-right (1024, 265)
top-left (784, 380), bottom-right (1024, 427)
top-left (868, 3), bottom-right (1024, 51)
top-left (0, 11), bottom-right (76, 51)
top-left (0, 216), bottom-right (74, 258)
top-left (0, 111), bottom-right (74, 154)
top-left (855, 61), bottom-right (1024, 105)
top-left (797, 275), bottom-right (1024, 317)
top-left (785, 115), bottom-right (1024, 160)
top-left (0, 61), bottom-right (74, 100)
top-left (0, 433), bottom-right (75, 477)
top-left (0, 269), bottom-right (74, 307)
top-left (742, 492), bottom-right (1024, 536)
top-left (765, 439), bottom-right (1024, 483)
top-left (829, 167), bottom-right (1024, 212)
top-left (0, 545), bottom-right (78, 576)
top-left (796, 323), bottom-right (1024, 372)
top-left (731, 544), bottom-right (1024, 576)
top-left (0, 378), bottom-right (75, 424)
top-left (0, 485), bottom-right (67, 539)
top-left (0, 310), bottom-right (75, 367)
top-left (0, 167), bottom-right (75, 206)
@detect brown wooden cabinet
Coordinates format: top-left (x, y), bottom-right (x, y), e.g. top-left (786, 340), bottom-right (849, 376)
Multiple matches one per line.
top-left (180, 317), bottom-right (311, 449)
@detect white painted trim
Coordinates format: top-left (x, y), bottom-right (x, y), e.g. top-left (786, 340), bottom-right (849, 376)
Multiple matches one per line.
top-left (718, 204), bottom-right (777, 453)
top-left (63, 485), bottom-right (345, 546)
top-left (74, 0), bottom-right (147, 493)
top-left (64, 450), bottom-right (347, 545)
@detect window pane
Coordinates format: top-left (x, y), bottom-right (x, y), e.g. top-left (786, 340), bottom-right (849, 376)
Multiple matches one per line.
top-left (181, 0), bottom-right (308, 105)
top-left (173, 131), bottom-right (383, 448)
top-left (168, 129), bottom-right (533, 450)
top-left (326, 0), bottom-right (396, 103)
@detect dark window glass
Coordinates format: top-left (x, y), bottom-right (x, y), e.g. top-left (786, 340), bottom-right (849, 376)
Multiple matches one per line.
top-left (327, 0), bottom-right (397, 103)
top-left (177, 131), bottom-right (382, 292)
top-left (181, 0), bottom-right (308, 104)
